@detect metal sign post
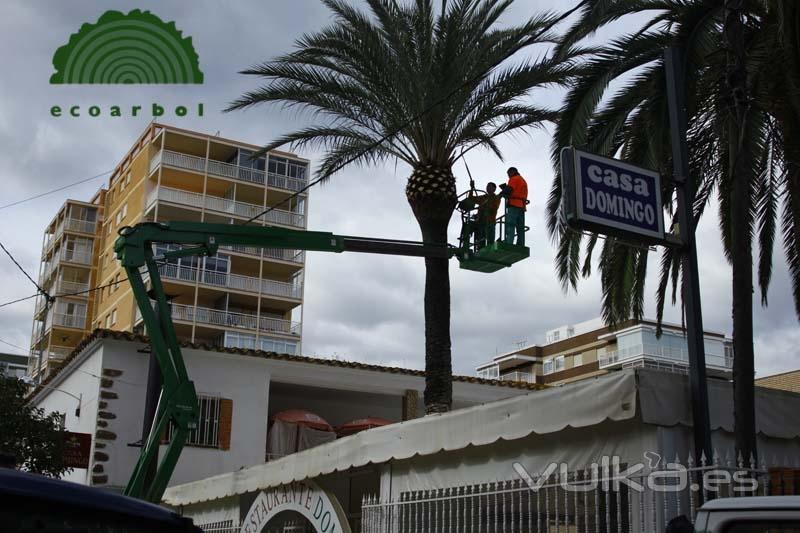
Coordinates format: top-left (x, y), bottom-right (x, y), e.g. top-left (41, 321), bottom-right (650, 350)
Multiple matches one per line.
top-left (664, 46), bottom-right (713, 467)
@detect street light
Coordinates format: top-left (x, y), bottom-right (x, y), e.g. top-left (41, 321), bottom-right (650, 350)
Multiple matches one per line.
top-left (21, 375), bottom-right (81, 418)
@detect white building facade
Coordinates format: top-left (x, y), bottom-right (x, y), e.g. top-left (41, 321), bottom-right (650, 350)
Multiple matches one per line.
top-left (28, 331), bottom-right (535, 491)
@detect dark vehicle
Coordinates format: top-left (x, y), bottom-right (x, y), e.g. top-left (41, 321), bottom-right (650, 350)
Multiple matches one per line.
top-left (0, 469), bottom-right (202, 533)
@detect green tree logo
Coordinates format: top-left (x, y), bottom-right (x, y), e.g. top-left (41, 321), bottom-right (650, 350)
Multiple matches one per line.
top-left (50, 9), bottom-right (203, 84)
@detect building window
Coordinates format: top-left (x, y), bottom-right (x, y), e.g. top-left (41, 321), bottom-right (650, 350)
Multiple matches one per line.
top-left (111, 309), bottom-right (117, 325)
top-left (122, 203), bottom-right (128, 219)
top-left (104, 314), bottom-right (111, 328)
top-left (555, 355), bottom-right (565, 372)
top-left (543, 359), bottom-right (554, 375)
top-left (166, 395), bottom-right (232, 449)
top-left (573, 353), bottom-right (583, 367)
top-left (114, 273), bottom-right (120, 292)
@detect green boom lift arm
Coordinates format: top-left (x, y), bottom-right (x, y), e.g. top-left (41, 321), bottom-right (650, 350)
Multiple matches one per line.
top-left (114, 220), bottom-right (527, 502)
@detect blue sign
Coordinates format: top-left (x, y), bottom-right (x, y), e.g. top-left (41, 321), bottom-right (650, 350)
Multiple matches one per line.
top-left (561, 148), bottom-right (665, 241)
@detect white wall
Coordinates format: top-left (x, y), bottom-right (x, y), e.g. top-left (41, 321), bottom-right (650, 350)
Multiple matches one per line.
top-left (30, 337), bottom-right (527, 493)
top-left (32, 339), bottom-right (272, 490)
top-left (33, 346), bottom-right (103, 485)
top-left (169, 348), bottom-right (271, 485)
top-left (97, 341), bottom-right (272, 488)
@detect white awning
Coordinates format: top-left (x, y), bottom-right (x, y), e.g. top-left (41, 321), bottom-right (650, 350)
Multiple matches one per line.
top-left (164, 370), bottom-right (637, 506)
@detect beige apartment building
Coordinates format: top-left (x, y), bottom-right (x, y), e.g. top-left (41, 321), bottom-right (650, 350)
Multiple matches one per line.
top-left (29, 123), bottom-right (309, 380)
top-left (476, 317), bottom-right (734, 386)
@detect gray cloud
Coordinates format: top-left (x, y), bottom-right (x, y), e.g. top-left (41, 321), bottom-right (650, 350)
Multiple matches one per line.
top-left (0, 0), bottom-right (796, 381)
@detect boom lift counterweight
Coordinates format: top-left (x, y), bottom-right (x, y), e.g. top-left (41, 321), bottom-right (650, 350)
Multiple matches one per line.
top-left (114, 220), bottom-right (527, 501)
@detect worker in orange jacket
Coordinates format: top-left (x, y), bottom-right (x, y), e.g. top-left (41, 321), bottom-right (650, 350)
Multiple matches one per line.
top-left (500, 167), bottom-right (528, 246)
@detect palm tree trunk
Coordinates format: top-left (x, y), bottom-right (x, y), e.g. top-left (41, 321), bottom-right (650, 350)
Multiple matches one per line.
top-left (725, 0), bottom-right (758, 464)
top-left (407, 164), bottom-right (457, 414)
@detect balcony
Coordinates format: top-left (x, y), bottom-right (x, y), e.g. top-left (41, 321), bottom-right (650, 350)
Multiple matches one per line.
top-left (63, 218), bottom-right (97, 235)
top-left (219, 244), bottom-right (305, 264)
top-left (43, 218), bottom-right (97, 254)
top-left (598, 343), bottom-right (732, 370)
top-left (500, 371), bottom-right (536, 384)
top-left (55, 279), bottom-right (90, 296)
top-left (50, 312), bottom-right (87, 330)
top-left (148, 186), bottom-right (305, 228)
top-left (156, 263), bottom-right (302, 300)
top-left (170, 303), bottom-right (301, 336)
top-left (151, 150), bottom-right (308, 192)
top-left (39, 248), bottom-right (93, 284)
top-left (60, 248), bottom-right (93, 266)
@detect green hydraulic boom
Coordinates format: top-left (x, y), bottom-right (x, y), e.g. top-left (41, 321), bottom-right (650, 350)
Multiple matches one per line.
top-left (114, 220), bottom-right (527, 502)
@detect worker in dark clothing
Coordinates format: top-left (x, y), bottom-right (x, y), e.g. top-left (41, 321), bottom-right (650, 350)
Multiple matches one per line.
top-left (474, 182), bottom-right (501, 246)
top-left (500, 167), bottom-right (528, 246)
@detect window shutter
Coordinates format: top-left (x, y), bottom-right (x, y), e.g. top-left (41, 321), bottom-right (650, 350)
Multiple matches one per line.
top-left (219, 398), bottom-right (233, 450)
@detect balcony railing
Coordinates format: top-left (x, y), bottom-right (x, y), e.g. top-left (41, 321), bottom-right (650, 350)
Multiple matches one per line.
top-left (170, 303), bottom-right (301, 336)
top-left (43, 346), bottom-right (73, 361)
top-left (156, 263), bottom-right (302, 300)
top-left (599, 343), bottom-right (732, 370)
top-left (477, 366), bottom-right (500, 380)
top-left (149, 186), bottom-right (305, 228)
top-left (39, 248), bottom-right (94, 283)
top-left (219, 244), bottom-right (305, 264)
top-left (64, 218), bottom-right (97, 235)
top-left (50, 312), bottom-right (86, 329)
top-left (33, 296), bottom-right (48, 316)
top-left (55, 279), bottom-right (90, 296)
top-left (60, 248), bottom-right (93, 266)
top-left (153, 150), bottom-right (308, 192)
top-left (500, 371), bottom-right (536, 384)
top-left (43, 218), bottom-right (97, 254)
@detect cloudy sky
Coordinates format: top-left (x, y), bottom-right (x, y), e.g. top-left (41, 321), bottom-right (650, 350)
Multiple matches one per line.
top-left (0, 0), bottom-right (796, 378)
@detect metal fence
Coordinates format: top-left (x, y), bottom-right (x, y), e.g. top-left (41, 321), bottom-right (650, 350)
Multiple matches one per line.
top-left (361, 453), bottom-right (798, 532)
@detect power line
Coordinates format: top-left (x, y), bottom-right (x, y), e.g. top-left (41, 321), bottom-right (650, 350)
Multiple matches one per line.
top-left (0, 293), bottom-right (39, 309)
top-left (0, 240), bottom-right (50, 300)
top-left (0, 337), bottom-right (28, 354)
top-left (243, 5), bottom-right (582, 225)
top-left (0, 169), bottom-right (112, 211)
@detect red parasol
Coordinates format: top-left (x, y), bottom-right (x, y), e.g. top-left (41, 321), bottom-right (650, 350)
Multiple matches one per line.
top-left (271, 409), bottom-right (333, 432)
top-left (336, 417), bottom-right (393, 437)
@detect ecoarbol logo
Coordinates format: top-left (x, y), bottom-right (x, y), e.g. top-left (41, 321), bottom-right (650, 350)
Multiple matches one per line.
top-left (50, 9), bottom-right (203, 84)
top-left (49, 9), bottom-right (204, 120)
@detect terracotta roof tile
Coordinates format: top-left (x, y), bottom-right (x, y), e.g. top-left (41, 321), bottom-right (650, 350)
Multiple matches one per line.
top-left (30, 329), bottom-right (546, 398)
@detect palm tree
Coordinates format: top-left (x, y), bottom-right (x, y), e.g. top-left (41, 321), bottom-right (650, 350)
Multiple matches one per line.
top-left (228, 0), bottom-right (573, 413)
top-left (547, 0), bottom-right (800, 462)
